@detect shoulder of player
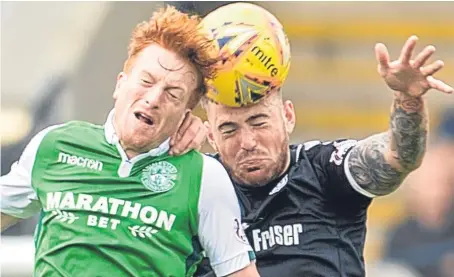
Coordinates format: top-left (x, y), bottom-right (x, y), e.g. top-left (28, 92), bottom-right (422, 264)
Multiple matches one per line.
top-left (197, 155), bottom-right (237, 221)
top-left (201, 154), bottom-right (229, 181)
top-left (299, 139), bottom-right (358, 153)
top-left (203, 151), bottom-right (220, 161)
top-left (292, 139), bottom-right (358, 163)
top-left (27, 123), bottom-right (68, 151)
top-left (290, 140), bottom-right (324, 162)
top-left (199, 154), bottom-right (235, 197)
top-left (39, 120), bottom-right (104, 144)
top-left (12, 123), bottom-right (68, 173)
top-left (29, 121), bottom-right (104, 160)
top-left (55, 120), bottom-right (103, 135)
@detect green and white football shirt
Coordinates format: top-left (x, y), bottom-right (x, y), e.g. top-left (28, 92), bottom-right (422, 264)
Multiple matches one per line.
top-left (1, 110), bottom-right (254, 277)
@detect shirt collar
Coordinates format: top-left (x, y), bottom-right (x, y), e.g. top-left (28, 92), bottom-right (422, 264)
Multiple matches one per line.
top-left (104, 109), bottom-right (170, 157)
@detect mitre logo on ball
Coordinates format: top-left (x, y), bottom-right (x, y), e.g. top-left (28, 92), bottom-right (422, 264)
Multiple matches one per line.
top-left (202, 2), bottom-right (291, 107)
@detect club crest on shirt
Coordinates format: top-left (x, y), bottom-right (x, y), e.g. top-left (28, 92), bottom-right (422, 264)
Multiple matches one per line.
top-left (329, 140), bottom-right (358, 166)
top-left (141, 161), bottom-right (177, 193)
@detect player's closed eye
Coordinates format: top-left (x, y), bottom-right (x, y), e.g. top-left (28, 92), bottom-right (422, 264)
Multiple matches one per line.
top-left (222, 128), bottom-right (236, 135)
top-left (167, 91), bottom-right (178, 99)
top-left (141, 79), bottom-right (153, 86)
top-left (252, 122), bottom-right (266, 127)
top-left (166, 88), bottom-right (184, 101)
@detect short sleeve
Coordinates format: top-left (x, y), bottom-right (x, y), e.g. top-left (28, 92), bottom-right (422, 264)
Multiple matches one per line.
top-left (302, 139), bottom-right (376, 198)
top-left (1, 125), bottom-right (62, 218)
top-left (198, 155), bottom-right (255, 276)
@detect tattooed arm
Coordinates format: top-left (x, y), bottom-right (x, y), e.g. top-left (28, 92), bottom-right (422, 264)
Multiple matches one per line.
top-left (348, 93), bottom-right (427, 196)
top-left (347, 36), bottom-right (452, 197)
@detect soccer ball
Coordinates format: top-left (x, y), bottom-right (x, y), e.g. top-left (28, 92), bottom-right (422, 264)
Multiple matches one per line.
top-left (202, 3), bottom-right (291, 107)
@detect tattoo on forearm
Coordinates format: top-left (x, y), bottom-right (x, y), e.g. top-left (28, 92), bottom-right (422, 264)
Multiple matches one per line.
top-left (390, 94), bottom-right (427, 170)
top-left (348, 92), bottom-right (428, 196)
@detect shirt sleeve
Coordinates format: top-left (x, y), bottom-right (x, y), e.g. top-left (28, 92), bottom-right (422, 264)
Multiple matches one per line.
top-left (1, 125), bottom-right (62, 218)
top-left (303, 139), bottom-right (377, 199)
top-left (198, 155), bottom-right (255, 277)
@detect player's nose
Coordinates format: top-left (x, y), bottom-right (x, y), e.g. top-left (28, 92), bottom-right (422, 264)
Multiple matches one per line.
top-left (239, 129), bottom-right (257, 151)
top-left (143, 86), bottom-right (165, 109)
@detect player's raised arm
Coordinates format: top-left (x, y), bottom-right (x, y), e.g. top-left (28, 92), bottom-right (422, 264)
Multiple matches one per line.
top-left (198, 155), bottom-right (260, 277)
top-left (347, 35), bottom-right (453, 197)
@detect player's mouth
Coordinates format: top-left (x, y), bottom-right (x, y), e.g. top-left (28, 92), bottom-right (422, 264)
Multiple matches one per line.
top-left (239, 159), bottom-right (268, 173)
top-left (240, 158), bottom-right (268, 165)
top-left (134, 112), bottom-right (154, 126)
top-left (246, 166), bottom-right (261, 173)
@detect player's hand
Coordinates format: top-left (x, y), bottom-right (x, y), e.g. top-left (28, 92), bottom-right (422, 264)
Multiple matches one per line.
top-left (375, 35), bottom-right (453, 96)
top-left (169, 111), bottom-right (206, 156)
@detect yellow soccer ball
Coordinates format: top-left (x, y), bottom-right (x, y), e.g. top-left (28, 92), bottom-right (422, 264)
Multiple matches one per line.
top-left (202, 2), bottom-right (291, 107)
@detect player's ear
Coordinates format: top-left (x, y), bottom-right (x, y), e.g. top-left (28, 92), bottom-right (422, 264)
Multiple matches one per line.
top-left (204, 121), bottom-right (218, 152)
top-left (283, 100), bottom-right (295, 134)
top-left (113, 72), bottom-right (127, 100)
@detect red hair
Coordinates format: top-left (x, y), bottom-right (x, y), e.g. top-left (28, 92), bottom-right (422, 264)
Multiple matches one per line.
top-left (124, 5), bottom-right (218, 107)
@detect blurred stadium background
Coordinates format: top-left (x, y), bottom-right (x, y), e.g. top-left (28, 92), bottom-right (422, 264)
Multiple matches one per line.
top-left (1, 1), bottom-right (454, 277)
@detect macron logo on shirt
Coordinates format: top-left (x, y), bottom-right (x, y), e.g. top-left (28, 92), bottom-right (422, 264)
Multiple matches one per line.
top-left (58, 152), bottom-right (103, 171)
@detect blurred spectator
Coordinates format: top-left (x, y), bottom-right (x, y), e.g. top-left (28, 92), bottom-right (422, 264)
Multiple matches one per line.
top-left (383, 142), bottom-right (454, 277)
top-left (438, 108), bottom-right (454, 143)
top-left (367, 261), bottom-right (421, 277)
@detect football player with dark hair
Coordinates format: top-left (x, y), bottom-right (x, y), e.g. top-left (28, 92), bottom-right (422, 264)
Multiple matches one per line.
top-left (194, 34), bottom-right (453, 277)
